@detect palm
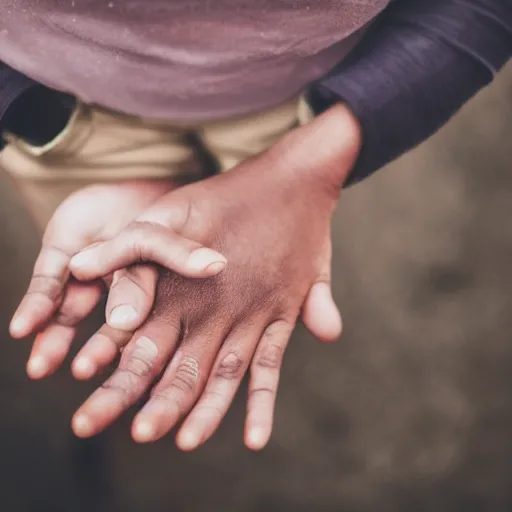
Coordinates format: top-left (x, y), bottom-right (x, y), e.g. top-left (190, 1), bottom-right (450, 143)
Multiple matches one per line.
top-left (10, 180), bottom-right (176, 379)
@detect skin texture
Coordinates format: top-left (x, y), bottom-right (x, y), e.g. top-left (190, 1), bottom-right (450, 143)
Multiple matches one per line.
top-left (11, 104), bottom-right (361, 451)
top-left (10, 180), bottom-right (227, 380)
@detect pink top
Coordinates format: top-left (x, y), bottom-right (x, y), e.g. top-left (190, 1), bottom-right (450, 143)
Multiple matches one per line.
top-left (0, 0), bottom-right (389, 120)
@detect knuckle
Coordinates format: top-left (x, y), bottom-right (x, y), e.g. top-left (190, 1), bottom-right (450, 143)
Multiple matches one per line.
top-left (124, 336), bottom-right (159, 377)
top-left (171, 355), bottom-right (200, 394)
top-left (265, 319), bottom-right (294, 339)
top-left (202, 388), bottom-right (225, 404)
top-left (27, 275), bottom-right (63, 302)
top-left (150, 390), bottom-right (179, 413)
top-left (252, 320), bottom-right (293, 371)
top-left (125, 354), bottom-right (153, 378)
top-left (254, 343), bottom-right (284, 371)
top-left (101, 369), bottom-right (140, 402)
top-left (100, 338), bottom-right (157, 398)
top-left (214, 352), bottom-right (245, 380)
top-left (248, 386), bottom-right (275, 400)
top-left (150, 386), bottom-right (188, 417)
top-left (40, 243), bottom-right (72, 262)
top-left (132, 238), bottom-right (148, 262)
top-left (124, 222), bottom-right (153, 261)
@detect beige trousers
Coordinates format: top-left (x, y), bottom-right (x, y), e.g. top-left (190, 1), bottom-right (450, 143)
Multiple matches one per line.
top-left (0, 97), bottom-right (312, 228)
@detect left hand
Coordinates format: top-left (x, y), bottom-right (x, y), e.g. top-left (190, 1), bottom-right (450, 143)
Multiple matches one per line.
top-left (10, 180), bottom-right (227, 380)
top-left (68, 104), bottom-right (361, 450)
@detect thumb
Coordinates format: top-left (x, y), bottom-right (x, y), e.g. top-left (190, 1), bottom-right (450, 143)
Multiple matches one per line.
top-left (301, 239), bottom-right (342, 343)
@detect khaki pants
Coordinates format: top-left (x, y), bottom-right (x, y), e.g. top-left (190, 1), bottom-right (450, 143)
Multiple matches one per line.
top-left (1, 97), bottom-right (313, 229)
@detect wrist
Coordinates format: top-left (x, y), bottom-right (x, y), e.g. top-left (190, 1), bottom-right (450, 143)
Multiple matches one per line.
top-left (275, 102), bottom-right (362, 191)
top-left (314, 103), bottom-right (362, 184)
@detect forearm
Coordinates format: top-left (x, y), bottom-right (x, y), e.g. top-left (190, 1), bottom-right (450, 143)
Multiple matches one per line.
top-left (308, 0), bottom-right (512, 185)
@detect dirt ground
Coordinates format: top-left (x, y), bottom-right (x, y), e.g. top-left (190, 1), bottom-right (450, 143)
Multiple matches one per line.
top-left (0, 65), bottom-right (511, 512)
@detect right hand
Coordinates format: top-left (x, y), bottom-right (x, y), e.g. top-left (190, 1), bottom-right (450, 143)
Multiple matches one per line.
top-left (10, 180), bottom-right (227, 381)
top-left (65, 108), bottom-right (355, 449)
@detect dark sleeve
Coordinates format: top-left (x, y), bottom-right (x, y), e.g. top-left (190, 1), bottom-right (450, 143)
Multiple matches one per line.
top-left (308, 0), bottom-right (512, 185)
top-left (0, 62), bottom-right (36, 148)
top-left (0, 62), bottom-right (75, 149)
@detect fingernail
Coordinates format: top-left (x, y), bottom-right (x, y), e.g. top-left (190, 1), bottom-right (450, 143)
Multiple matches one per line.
top-left (73, 357), bottom-right (96, 379)
top-left (186, 248), bottom-right (227, 273)
top-left (177, 430), bottom-right (200, 451)
top-left (247, 428), bottom-right (267, 451)
top-left (133, 420), bottom-right (156, 443)
top-left (27, 356), bottom-right (48, 379)
top-left (73, 414), bottom-right (94, 438)
top-left (109, 305), bottom-right (139, 329)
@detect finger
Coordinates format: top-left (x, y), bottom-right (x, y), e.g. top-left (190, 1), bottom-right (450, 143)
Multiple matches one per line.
top-left (26, 282), bottom-right (103, 379)
top-left (72, 324), bottom-right (133, 381)
top-left (27, 325), bottom-right (75, 380)
top-left (132, 327), bottom-right (226, 444)
top-left (245, 320), bottom-right (295, 451)
top-left (176, 324), bottom-right (265, 451)
top-left (69, 222), bottom-right (227, 281)
top-left (72, 318), bottom-right (181, 438)
top-left (301, 282), bottom-right (342, 343)
top-left (301, 239), bottom-right (342, 343)
top-left (106, 265), bottom-right (158, 331)
top-left (10, 244), bottom-right (73, 338)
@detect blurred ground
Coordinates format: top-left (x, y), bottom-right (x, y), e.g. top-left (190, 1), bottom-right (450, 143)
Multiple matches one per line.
top-left (0, 65), bottom-right (511, 512)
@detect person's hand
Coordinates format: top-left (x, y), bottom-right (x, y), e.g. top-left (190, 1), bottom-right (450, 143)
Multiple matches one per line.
top-left (10, 180), bottom-right (227, 380)
top-left (68, 104), bottom-right (362, 450)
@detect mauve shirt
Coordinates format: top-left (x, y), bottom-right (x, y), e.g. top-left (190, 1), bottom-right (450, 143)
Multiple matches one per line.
top-left (0, 0), bottom-right (389, 120)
